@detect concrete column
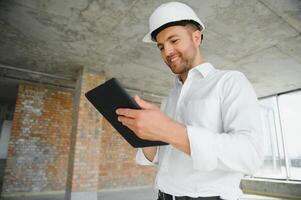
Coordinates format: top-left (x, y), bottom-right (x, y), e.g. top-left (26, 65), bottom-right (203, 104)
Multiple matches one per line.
top-left (65, 68), bottom-right (105, 200)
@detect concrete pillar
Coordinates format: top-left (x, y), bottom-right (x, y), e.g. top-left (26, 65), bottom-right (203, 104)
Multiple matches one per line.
top-left (65, 68), bottom-right (105, 200)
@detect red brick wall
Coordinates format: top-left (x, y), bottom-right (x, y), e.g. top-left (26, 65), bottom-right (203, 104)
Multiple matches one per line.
top-left (2, 79), bottom-right (156, 196)
top-left (98, 119), bottom-right (156, 189)
top-left (2, 83), bottom-right (73, 193)
top-left (66, 69), bottom-right (156, 193)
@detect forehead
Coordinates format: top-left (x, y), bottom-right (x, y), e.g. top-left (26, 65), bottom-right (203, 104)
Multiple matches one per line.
top-left (156, 26), bottom-right (189, 43)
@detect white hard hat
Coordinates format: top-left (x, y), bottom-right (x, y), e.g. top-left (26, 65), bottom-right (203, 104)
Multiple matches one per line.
top-left (143, 1), bottom-right (205, 43)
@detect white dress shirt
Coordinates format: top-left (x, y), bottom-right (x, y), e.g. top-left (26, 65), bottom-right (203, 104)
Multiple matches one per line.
top-left (136, 63), bottom-right (264, 200)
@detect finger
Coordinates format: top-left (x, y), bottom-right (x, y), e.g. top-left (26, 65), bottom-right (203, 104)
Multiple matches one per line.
top-left (118, 116), bottom-right (135, 126)
top-left (134, 95), bottom-right (158, 110)
top-left (116, 108), bottom-right (139, 118)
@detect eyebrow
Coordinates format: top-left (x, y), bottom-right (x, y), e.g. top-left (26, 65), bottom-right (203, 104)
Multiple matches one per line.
top-left (157, 34), bottom-right (180, 48)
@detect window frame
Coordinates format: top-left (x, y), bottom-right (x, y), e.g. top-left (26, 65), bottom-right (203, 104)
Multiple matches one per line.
top-left (242, 88), bottom-right (301, 198)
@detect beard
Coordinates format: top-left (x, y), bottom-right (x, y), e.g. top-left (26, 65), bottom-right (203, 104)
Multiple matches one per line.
top-left (165, 53), bottom-right (191, 75)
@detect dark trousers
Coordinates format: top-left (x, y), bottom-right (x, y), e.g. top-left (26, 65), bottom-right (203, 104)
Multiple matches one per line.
top-left (157, 191), bottom-right (222, 200)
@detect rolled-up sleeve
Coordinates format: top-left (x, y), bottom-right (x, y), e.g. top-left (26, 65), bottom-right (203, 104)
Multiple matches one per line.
top-left (187, 72), bottom-right (264, 174)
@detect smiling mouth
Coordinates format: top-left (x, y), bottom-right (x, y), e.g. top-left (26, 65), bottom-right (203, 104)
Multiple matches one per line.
top-left (169, 56), bottom-right (180, 64)
top-left (171, 57), bottom-right (178, 62)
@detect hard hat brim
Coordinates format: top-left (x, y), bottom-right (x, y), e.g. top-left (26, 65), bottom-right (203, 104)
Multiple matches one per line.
top-left (142, 32), bottom-right (155, 43)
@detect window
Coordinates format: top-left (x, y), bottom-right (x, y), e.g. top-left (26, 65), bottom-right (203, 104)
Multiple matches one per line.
top-left (278, 91), bottom-right (301, 180)
top-left (253, 90), bottom-right (301, 181)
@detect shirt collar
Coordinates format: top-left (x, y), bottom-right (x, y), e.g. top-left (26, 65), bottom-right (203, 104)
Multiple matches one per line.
top-left (175, 62), bottom-right (215, 86)
top-left (192, 62), bottom-right (215, 78)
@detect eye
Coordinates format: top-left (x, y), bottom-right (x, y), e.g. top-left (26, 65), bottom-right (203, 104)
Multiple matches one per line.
top-left (158, 46), bottom-right (164, 51)
top-left (171, 39), bottom-right (179, 44)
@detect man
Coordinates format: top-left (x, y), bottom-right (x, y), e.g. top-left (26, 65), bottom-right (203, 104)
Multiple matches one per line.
top-left (116, 2), bottom-right (264, 200)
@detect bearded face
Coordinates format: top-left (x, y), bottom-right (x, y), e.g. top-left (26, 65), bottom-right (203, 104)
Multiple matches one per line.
top-left (156, 25), bottom-right (201, 81)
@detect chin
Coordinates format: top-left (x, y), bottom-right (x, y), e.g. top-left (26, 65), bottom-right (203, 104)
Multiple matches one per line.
top-left (169, 66), bottom-right (179, 74)
top-left (169, 64), bottom-right (184, 73)
top-left (170, 69), bottom-right (184, 75)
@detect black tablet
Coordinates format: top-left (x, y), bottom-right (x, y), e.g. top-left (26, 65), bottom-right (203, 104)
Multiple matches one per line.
top-left (85, 78), bottom-right (167, 148)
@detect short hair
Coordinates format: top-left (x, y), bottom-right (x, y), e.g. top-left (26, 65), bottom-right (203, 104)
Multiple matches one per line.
top-left (151, 20), bottom-right (203, 42)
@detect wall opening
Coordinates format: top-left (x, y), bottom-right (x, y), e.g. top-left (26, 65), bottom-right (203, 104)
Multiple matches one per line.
top-left (0, 78), bottom-right (18, 196)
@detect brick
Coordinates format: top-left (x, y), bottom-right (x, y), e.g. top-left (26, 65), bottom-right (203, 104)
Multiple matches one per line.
top-left (2, 72), bottom-right (156, 196)
top-left (2, 83), bottom-right (73, 193)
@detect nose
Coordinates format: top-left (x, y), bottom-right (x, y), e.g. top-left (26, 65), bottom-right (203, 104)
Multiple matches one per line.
top-left (163, 43), bottom-right (174, 58)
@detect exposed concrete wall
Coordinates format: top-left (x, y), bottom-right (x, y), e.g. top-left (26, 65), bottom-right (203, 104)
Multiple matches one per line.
top-left (0, 0), bottom-right (300, 99)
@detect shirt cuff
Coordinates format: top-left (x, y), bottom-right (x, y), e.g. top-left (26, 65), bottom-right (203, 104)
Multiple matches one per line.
top-left (187, 125), bottom-right (218, 171)
top-left (135, 147), bottom-right (159, 166)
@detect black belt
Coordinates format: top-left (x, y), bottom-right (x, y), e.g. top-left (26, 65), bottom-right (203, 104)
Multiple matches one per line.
top-left (158, 190), bottom-right (221, 200)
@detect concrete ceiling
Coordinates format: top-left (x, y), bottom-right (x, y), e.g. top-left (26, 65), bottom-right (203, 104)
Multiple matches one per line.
top-left (0, 0), bottom-right (300, 102)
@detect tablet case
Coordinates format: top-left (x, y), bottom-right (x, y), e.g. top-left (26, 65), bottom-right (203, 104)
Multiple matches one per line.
top-left (85, 78), bottom-right (167, 148)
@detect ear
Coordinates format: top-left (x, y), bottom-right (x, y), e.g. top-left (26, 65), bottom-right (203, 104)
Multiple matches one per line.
top-left (192, 30), bottom-right (202, 47)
